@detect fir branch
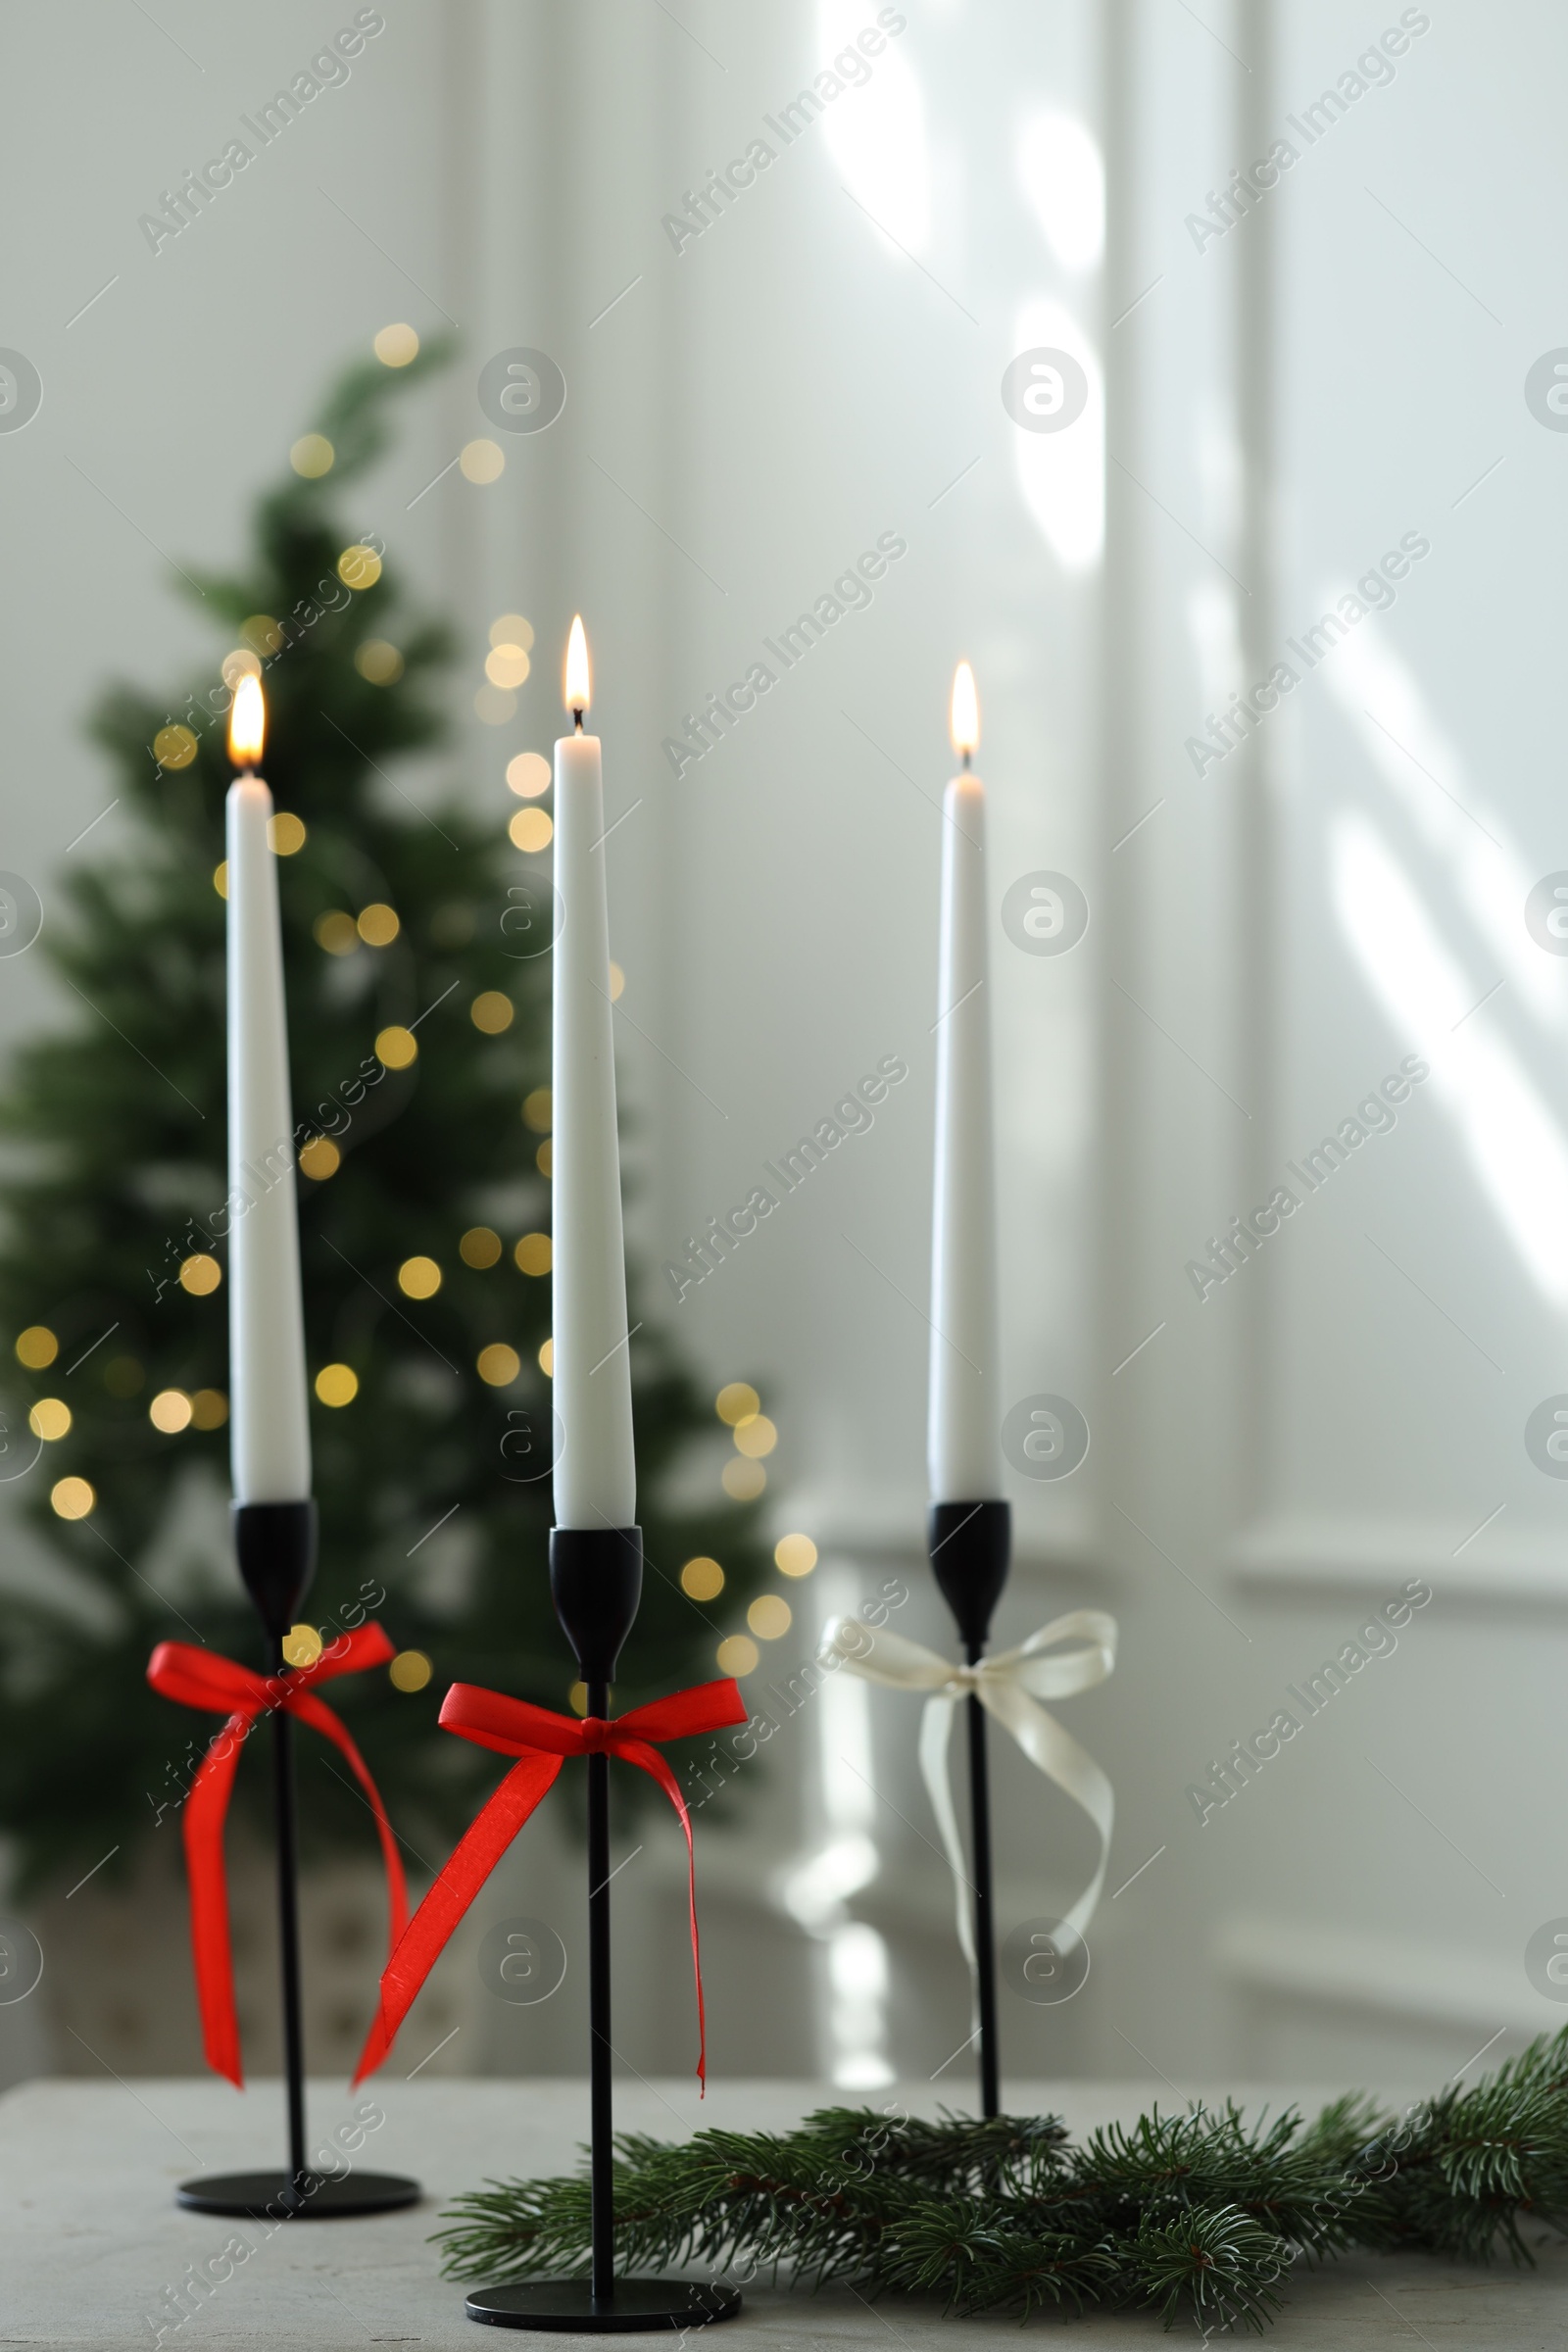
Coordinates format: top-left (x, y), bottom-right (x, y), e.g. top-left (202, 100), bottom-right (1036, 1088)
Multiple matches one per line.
top-left (436, 2030), bottom-right (1568, 2329)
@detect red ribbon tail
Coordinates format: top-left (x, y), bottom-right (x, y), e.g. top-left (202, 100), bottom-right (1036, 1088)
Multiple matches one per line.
top-left (353, 1752), bottom-right (562, 2086)
top-left (181, 1713), bottom-right (252, 2088)
top-left (612, 1736), bottom-right (710, 2091)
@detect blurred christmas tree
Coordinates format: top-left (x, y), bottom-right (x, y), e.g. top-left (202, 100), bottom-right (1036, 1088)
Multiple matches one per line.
top-left (0, 334), bottom-right (778, 1893)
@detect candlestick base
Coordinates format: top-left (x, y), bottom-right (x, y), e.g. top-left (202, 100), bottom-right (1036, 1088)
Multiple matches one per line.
top-left (175, 2169), bottom-right (420, 2219)
top-left (465, 2279), bottom-right (742, 2332)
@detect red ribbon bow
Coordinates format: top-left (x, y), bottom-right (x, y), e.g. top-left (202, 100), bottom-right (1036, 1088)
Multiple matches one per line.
top-left (146, 1624), bottom-right (409, 2088)
top-left (355, 1676), bottom-right (746, 2089)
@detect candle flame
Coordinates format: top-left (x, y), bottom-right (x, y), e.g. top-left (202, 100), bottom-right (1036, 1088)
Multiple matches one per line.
top-left (950, 662), bottom-right (979, 759)
top-left (564, 614), bottom-right (591, 715)
top-left (228, 673), bottom-right (266, 767)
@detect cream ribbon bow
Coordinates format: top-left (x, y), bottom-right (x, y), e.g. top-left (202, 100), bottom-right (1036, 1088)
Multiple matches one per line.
top-left (819, 1611), bottom-right (1118, 1971)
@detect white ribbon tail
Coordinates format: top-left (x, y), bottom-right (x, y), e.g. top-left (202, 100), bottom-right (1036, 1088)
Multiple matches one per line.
top-left (917, 1693), bottom-right (975, 1975)
top-left (981, 1678), bottom-right (1114, 1946)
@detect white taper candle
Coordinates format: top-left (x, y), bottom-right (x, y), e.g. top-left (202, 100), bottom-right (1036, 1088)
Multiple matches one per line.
top-left (928, 662), bottom-right (1004, 1502)
top-left (551, 618), bottom-right (637, 1530)
top-left (225, 676), bottom-right (312, 1504)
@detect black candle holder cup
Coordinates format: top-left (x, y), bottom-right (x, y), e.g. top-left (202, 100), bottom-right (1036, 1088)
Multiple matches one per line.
top-left (927, 1498), bottom-right (1012, 2120)
top-left (461, 1525), bottom-right (742, 2334)
top-left (174, 1498), bottom-right (420, 2220)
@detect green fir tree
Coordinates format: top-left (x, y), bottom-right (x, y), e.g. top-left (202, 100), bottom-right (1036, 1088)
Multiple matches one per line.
top-left (0, 338), bottom-right (772, 1893)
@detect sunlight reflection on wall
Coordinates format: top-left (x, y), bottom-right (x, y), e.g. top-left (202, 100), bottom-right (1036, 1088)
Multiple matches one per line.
top-left (1016, 109), bottom-right (1104, 272)
top-left (817, 0), bottom-right (931, 251)
top-left (1332, 811), bottom-right (1568, 1309)
top-left (1010, 296), bottom-right (1103, 571)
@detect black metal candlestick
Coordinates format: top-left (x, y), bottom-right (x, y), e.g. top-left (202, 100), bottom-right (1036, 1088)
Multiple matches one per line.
top-left (463, 1526), bottom-right (741, 2333)
top-left (928, 1498), bottom-right (1011, 2121)
top-left (175, 1500), bottom-right (420, 2220)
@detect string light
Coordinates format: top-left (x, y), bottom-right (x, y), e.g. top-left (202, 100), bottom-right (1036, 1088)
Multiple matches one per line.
top-left (775, 1534), bottom-right (817, 1578)
top-left (357, 903), bottom-right (399, 946)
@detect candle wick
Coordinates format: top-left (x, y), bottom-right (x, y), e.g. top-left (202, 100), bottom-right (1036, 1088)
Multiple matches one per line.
top-left (960, 749), bottom-right (971, 771)
top-left (572, 709), bottom-right (585, 734)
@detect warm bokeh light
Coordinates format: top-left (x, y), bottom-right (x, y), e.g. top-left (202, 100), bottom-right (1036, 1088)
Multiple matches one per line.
top-left (228, 673), bottom-right (265, 766)
top-left (190, 1389), bottom-right (228, 1430)
top-left (50, 1476), bottom-right (94, 1520)
top-left (355, 639), bottom-right (404, 685)
top-left (290, 433), bottom-right (334, 478)
top-left (507, 751), bottom-right (551, 798)
top-left (221, 647), bottom-right (262, 690)
top-left (564, 614), bottom-right (591, 713)
top-left (716, 1634), bottom-right (759, 1678)
top-left (268, 811), bottom-right (306, 856)
top-left (16, 1326), bottom-right (58, 1369)
top-left (715, 1382), bottom-right (759, 1426)
top-left (471, 991), bottom-right (514, 1033)
top-left (609, 961), bottom-right (625, 1003)
top-left (338, 545), bottom-right (382, 591)
top-left (748, 1594), bottom-right (792, 1641)
top-left (149, 1388), bottom-right (193, 1434)
top-left (535, 1139), bottom-right (554, 1179)
top-left (390, 1649), bottom-right (433, 1691)
top-left (681, 1556), bottom-right (725, 1602)
top-left (213, 862), bottom-right (229, 900)
top-left (178, 1253), bottom-right (221, 1296)
top-left (28, 1398), bottom-right (70, 1442)
top-left (950, 660), bottom-right (979, 758)
top-left (299, 1136), bottom-right (340, 1181)
top-left (316, 1363), bottom-right (359, 1407)
top-left (315, 909), bottom-right (359, 956)
top-left (241, 614), bottom-right (283, 656)
top-left (514, 1232), bottom-right (552, 1276)
top-left (399, 1255), bottom-right (442, 1299)
top-left (460, 438), bottom-right (505, 483)
top-left (460, 1226), bottom-right (503, 1268)
top-left (536, 1338), bottom-right (554, 1378)
top-left (522, 1088), bottom-right (553, 1132)
top-left (154, 723), bottom-right (198, 770)
top-left (733, 1413), bottom-right (777, 1458)
top-left (375, 1025), bottom-right (417, 1070)
top-left (775, 1533), bottom-right (818, 1578)
top-left (722, 1457), bottom-right (765, 1501)
top-left (486, 644), bottom-right (530, 689)
top-left (358, 903), bottom-right (399, 946)
top-left (491, 614), bottom-right (535, 652)
top-left (282, 1624), bottom-right (322, 1668)
top-left (478, 1343), bottom-right (522, 1386)
top-left (374, 322), bottom-right (419, 368)
top-left (509, 808), bottom-right (554, 853)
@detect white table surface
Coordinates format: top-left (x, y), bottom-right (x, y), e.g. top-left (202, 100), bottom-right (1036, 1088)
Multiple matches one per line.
top-left (2, 2076), bottom-right (1564, 2347)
